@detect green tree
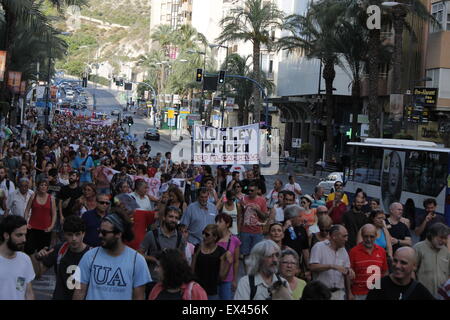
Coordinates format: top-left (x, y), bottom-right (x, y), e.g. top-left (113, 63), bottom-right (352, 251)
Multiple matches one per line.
top-left (217, 0), bottom-right (284, 124)
top-left (221, 53), bottom-right (274, 126)
top-left (279, 0), bottom-right (345, 161)
top-left (150, 24), bottom-right (175, 58)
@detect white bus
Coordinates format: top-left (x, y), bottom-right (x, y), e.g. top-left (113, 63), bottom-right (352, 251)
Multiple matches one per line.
top-left (344, 138), bottom-right (450, 226)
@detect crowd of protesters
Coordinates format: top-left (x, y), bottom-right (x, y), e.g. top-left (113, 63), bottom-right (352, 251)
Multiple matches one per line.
top-left (0, 112), bottom-right (449, 301)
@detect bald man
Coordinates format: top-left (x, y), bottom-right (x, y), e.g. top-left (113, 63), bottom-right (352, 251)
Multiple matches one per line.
top-left (386, 202), bottom-right (412, 253)
top-left (349, 224), bottom-right (388, 300)
top-left (366, 247), bottom-right (435, 300)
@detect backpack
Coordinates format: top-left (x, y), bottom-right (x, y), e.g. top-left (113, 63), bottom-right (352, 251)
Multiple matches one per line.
top-left (249, 273), bottom-right (282, 300)
top-left (55, 242), bottom-right (90, 274)
top-left (151, 229), bottom-right (183, 253)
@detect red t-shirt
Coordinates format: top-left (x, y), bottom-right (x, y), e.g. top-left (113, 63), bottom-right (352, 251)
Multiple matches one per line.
top-left (240, 196), bottom-right (267, 234)
top-left (29, 195), bottom-right (52, 230)
top-left (349, 243), bottom-right (388, 295)
top-left (125, 210), bottom-right (157, 250)
top-left (326, 200), bottom-right (347, 224)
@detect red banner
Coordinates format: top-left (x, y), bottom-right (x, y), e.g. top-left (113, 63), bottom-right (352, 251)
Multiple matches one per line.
top-left (7, 71), bottom-right (22, 94)
top-left (0, 51), bottom-right (6, 82)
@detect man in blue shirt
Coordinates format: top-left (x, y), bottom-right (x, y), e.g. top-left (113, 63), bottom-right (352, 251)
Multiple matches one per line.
top-left (73, 210), bottom-right (151, 300)
top-left (180, 188), bottom-right (218, 246)
top-left (81, 194), bottom-right (110, 247)
top-left (72, 146), bottom-right (95, 186)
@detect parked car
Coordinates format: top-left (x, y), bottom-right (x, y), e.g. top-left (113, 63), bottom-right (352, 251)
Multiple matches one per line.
top-left (144, 128), bottom-right (160, 141)
top-left (317, 172), bottom-right (344, 194)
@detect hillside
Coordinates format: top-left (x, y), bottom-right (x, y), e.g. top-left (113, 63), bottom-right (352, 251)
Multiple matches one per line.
top-left (55, 0), bottom-right (151, 80)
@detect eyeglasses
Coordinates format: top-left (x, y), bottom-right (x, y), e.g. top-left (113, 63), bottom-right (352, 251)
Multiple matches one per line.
top-left (281, 261), bottom-right (297, 266)
top-left (98, 201), bottom-right (110, 205)
top-left (98, 228), bottom-right (115, 236)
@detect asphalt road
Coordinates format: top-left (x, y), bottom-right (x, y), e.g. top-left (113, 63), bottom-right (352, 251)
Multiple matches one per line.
top-left (31, 85), bottom-right (322, 300)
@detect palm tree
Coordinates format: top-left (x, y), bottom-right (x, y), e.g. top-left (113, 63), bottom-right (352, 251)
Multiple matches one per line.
top-left (279, 0), bottom-right (345, 161)
top-left (221, 53), bottom-right (274, 126)
top-left (150, 24), bottom-right (175, 58)
top-left (216, 0), bottom-right (284, 124)
top-left (385, 0), bottom-right (434, 94)
top-left (332, 16), bottom-right (368, 142)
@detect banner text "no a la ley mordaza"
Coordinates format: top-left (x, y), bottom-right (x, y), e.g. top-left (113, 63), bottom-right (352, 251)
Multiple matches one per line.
top-left (193, 124), bottom-right (260, 165)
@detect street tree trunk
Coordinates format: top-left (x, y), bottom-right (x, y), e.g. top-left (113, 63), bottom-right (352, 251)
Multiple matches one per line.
top-left (252, 40), bottom-right (261, 124)
top-left (368, 29), bottom-right (381, 138)
top-left (323, 58), bottom-right (336, 161)
top-left (392, 6), bottom-right (407, 94)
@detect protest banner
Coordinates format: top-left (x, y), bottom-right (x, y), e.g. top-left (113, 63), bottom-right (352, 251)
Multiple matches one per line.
top-left (193, 124), bottom-right (259, 165)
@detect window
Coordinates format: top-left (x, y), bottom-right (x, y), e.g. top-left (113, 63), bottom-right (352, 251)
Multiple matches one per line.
top-left (269, 60), bottom-right (273, 74)
top-left (426, 69), bottom-right (440, 88)
top-left (431, 1), bottom-right (446, 33)
top-left (350, 147), bottom-right (383, 186)
top-left (403, 151), bottom-right (448, 197)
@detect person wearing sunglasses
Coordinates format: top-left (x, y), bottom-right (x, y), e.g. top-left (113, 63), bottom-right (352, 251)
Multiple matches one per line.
top-left (192, 224), bottom-right (232, 300)
top-left (81, 194), bottom-right (111, 247)
top-left (73, 209), bottom-right (151, 300)
top-left (326, 181), bottom-right (349, 206)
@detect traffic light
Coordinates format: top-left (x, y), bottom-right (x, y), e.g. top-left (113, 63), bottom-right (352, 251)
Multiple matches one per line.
top-left (124, 82), bottom-right (132, 91)
top-left (196, 68), bottom-right (203, 82)
top-left (218, 70), bottom-right (225, 84)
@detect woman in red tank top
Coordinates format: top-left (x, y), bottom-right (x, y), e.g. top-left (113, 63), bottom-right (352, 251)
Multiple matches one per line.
top-left (24, 180), bottom-right (57, 255)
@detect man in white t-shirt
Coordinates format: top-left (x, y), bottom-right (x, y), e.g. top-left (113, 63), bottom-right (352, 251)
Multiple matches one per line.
top-left (132, 180), bottom-right (155, 211)
top-left (283, 175), bottom-right (302, 203)
top-left (0, 215), bottom-right (35, 300)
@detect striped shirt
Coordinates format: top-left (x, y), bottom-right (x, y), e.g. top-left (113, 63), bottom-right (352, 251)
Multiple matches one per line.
top-left (349, 243), bottom-right (388, 296)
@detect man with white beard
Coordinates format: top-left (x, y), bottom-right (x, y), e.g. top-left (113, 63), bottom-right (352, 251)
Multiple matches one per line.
top-left (234, 240), bottom-right (292, 300)
top-left (0, 215), bottom-right (35, 300)
top-left (413, 223), bottom-right (450, 298)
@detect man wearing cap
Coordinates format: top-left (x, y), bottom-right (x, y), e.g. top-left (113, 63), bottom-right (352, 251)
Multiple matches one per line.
top-left (326, 181), bottom-right (349, 206)
top-left (74, 210), bottom-right (151, 300)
